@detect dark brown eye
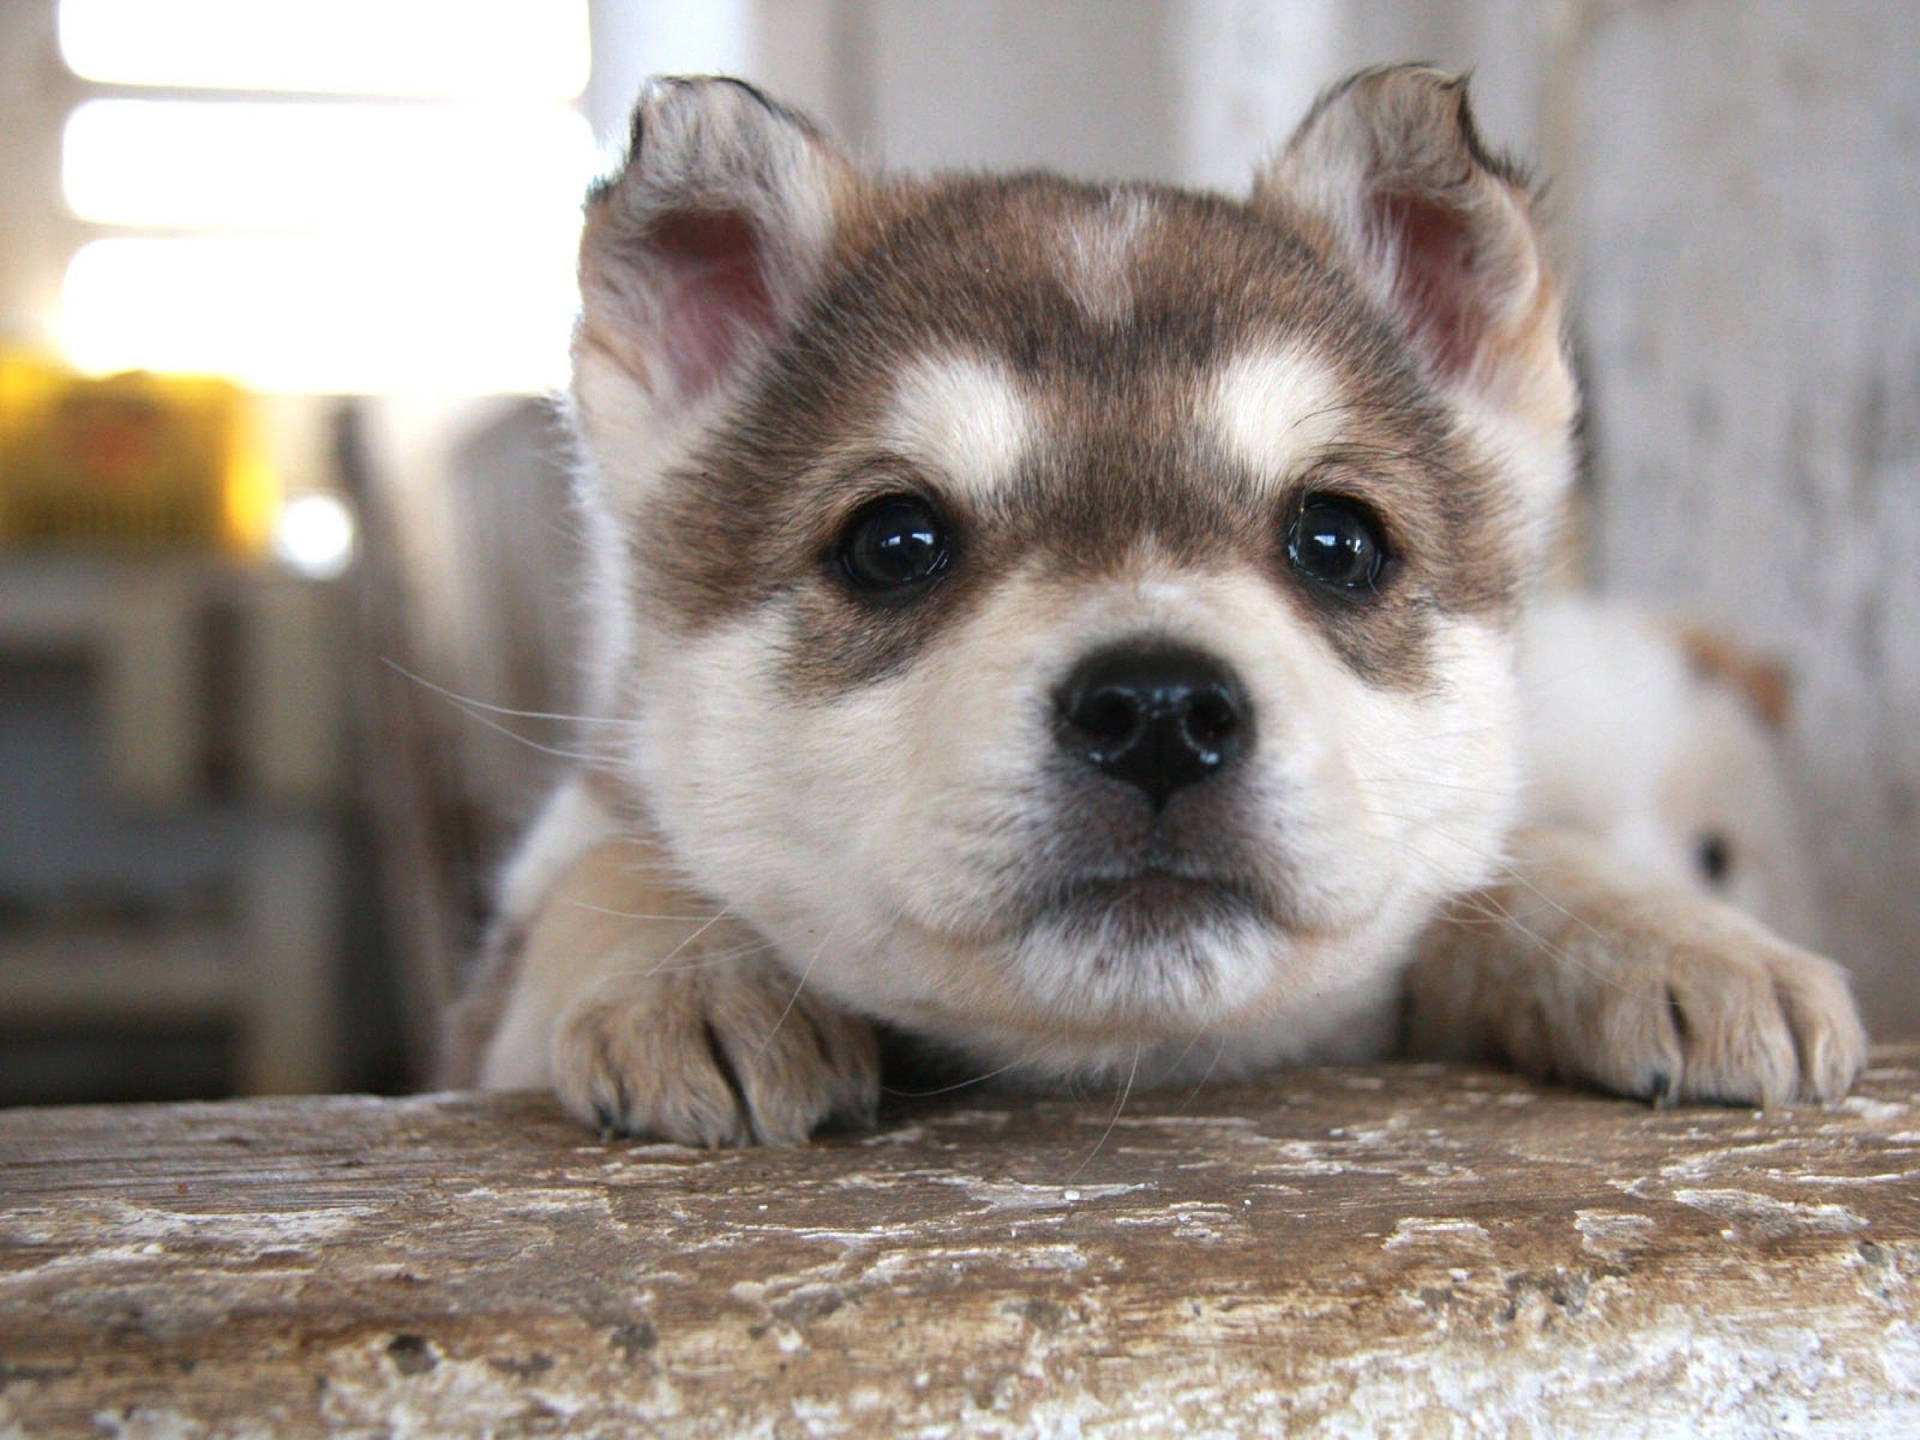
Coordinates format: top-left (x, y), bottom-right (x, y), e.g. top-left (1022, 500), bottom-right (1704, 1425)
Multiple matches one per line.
top-left (1287, 494), bottom-right (1389, 595)
top-left (838, 494), bottom-right (951, 596)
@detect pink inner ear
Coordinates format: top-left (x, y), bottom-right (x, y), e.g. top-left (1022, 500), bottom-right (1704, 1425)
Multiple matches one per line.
top-left (649, 211), bottom-right (776, 401)
top-left (1368, 191), bottom-right (1486, 381)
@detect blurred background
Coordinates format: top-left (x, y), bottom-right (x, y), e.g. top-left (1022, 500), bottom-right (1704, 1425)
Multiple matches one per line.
top-left (0, 0), bottom-right (1913, 1104)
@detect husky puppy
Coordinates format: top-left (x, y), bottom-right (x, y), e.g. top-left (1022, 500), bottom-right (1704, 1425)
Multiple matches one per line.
top-left (1518, 595), bottom-right (1822, 948)
top-left (445, 67), bottom-right (1865, 1144)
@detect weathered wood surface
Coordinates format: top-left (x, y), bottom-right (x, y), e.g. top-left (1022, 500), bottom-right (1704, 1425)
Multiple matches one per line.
top-left (2, 1052), bottom-right (1917, 1439)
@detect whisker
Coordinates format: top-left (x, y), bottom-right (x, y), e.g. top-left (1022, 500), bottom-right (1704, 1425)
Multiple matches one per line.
top-left (379, 658), bottom-right (632, 764)
top-left (880, 1055), bottom-right (1032, 1099)
top-left (379, 660), bottom-right (642, 726)
top-left (1178, 1031), bottom-right (1233, 1110)
top-left (1070, 1044), bottom-right (1139, 1181)
top-left (562, 899), bottom-right (732, 924)
top-left (757, 910), bottom-right (845, 1057)
top-left (634, 905), bottom-right (738, 979)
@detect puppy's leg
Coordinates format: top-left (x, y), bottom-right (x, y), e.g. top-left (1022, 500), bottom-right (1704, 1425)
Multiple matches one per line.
top-left (1405, 826), bottom-right (1866, 1105)
top-left (459, 791), bottom-right (878, 1145)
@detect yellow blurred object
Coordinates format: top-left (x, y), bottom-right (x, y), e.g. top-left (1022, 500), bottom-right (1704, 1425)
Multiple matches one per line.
top-left (0, 353), bottom-right (277, 554)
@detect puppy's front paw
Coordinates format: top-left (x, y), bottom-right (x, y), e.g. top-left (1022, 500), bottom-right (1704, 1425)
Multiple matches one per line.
top-left (1531, 928), bottom-right (1866, 1107)
top-left (553, 948), bottom-right (879, 1146)
top-left (1409, 830), bottom-right (1869, 1107)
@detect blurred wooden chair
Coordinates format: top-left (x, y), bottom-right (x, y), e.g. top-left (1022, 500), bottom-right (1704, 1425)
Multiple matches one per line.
top-left (331, 397), bottom-right (578, 1087)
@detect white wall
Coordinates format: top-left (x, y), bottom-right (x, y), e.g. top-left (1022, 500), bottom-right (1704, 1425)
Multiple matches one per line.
top-left (0, 1), bottom-right (82, 351)
top-left (1567, 2), bottom-right (1920, 1037)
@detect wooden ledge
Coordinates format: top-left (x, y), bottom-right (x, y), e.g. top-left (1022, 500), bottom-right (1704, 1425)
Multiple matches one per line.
top-left (3, 1049), bottom-right (1917, 1437)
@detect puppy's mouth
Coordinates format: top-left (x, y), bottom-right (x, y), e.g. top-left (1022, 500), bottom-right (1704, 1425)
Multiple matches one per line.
top-left (1024, 867), bottom-right (1268, 938)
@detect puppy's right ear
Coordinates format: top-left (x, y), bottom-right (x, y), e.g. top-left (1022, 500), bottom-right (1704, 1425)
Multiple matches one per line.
top-left (573, 78), bottom-right (854, 464)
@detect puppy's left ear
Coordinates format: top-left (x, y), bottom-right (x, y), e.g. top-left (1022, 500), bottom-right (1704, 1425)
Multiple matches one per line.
top-left (1259, 66), bottom-right (1576, 512)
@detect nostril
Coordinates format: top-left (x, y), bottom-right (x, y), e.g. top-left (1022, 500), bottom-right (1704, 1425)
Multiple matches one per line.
top-left (1079, 687), bottom-right (1142, 748)
top-left (1182, 686), bottom-right (1239, 758)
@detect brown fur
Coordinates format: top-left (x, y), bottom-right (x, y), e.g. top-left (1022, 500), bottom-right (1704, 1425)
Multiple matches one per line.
top-left (1672, 621), bottom-right (1795, 732)
top-left (637, 174), bottom-right (1525, 699)
top-left (455, 826), bottom-right (880, 1142)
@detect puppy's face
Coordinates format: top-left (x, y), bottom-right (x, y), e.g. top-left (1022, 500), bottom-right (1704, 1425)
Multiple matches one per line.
top-left (570, 71), bottom-right (1578, 1073)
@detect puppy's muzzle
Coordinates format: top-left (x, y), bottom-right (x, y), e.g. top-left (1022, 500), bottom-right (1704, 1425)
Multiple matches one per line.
top-left (1053, 642), bottom-right (1252, 810)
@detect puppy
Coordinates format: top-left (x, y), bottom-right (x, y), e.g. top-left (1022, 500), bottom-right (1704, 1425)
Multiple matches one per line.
top-left (444, 66), bottom-right (1866, 1143)
top-left (1517, 595), bottom-right (1822, 947)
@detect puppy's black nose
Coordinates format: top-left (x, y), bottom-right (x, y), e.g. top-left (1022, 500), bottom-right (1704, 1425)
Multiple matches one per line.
top-left (1054, 643), bottom-right (1251, 809)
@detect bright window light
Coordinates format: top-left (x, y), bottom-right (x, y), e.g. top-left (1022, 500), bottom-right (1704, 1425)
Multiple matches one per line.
top-left (55, 0), bottom-right (598, 394)
top-left (63, 100), bottom-right (598, 232)
top-left (58, 0), bottom-right (589, 99)
top-left (273, 493), bottom-right (358, 579)
top-left (61, 235), bottom-right (579, 395)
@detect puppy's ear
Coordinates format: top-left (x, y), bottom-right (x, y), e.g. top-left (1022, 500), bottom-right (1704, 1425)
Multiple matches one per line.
top-left (1259, 66), bottom-right (1575, 472)
top-left (573, 78), bottom-right (854, 461)
top-left (1672, 622), bottom-right (1796, 733)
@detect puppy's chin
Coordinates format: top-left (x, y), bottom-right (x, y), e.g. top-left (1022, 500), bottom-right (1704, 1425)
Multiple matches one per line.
top-left (1002, 877), bottom-right (1282, 1030)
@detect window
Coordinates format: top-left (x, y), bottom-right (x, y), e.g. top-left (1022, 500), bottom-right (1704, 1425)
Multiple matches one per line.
top-left (55, 0), bottom-right (599, 394)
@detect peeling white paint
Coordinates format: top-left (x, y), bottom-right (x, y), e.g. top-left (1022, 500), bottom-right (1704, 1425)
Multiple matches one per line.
top-left (85, 1402), bottom-right (255, 1439)
top-left (1383, 1217), bottom-right (1493, 1252)
top-left (1671, 1188), bottom-right (1869, 1241)
top-left (1778, 1169), bottom-right (1920, 1187)
top-left (1881, 1321), bottom-right (1920, 1394)
top-left (1838, 1096), bottom-right (1910, 1125)
top-left (861, 1124), bottom-right (929, 1146)
top-left (1575, 1210), bottom-right (1659, 1258)
top-left (937, 1178), bottom-right (1148, 1213)
top-left (1658, 1139), bottom-right (1805, 1183)
top-left (313, 1333), bottom-right (686, 1437)
top-left (4, 1199), bottom-right (368, 1262)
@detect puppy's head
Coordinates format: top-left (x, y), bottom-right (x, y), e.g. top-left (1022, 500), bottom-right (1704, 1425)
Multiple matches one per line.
top-left (569, 68), bottom-right (1578, 1074)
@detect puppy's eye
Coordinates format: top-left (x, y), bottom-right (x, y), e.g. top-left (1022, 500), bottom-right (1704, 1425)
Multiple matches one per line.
top-left (1287, 494), bottom-right (1389, 595)
top-left (837, 494), bottom-right (952, 595)
top-left (1696, 832), bottom-right (1733, 886)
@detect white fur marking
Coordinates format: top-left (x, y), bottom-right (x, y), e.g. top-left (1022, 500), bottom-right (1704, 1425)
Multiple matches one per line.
top-left (1059, 193), bottom-right (1151, 324)
top-left (1211, 345), bottom-right (1348, 488)
top-left (882, 353), bottom-right (1034, 503)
